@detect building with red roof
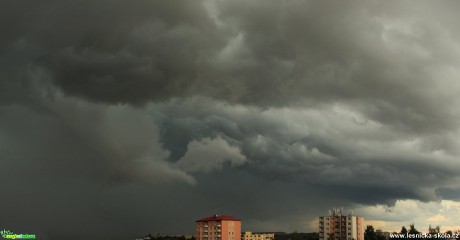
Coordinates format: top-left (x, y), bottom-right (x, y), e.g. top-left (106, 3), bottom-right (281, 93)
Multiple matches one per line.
top-left (195, 215), bottom-right (242, 240)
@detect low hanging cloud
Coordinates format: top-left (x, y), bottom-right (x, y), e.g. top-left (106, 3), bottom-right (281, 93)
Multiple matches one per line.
top-left (356, 199), bottom-right (460, 232)
top-left (2, 0), bottom-right (460, 238)
top-left (18, 76), bottom-right (197, 186)
top-left (175, 136), bottom-right (247, 173)
top-left (152, 97), bottom-right (460, 205)
top-left (47, 95), bottom-right (196, 185)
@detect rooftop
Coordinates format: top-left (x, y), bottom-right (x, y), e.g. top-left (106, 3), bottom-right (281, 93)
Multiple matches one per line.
top-left (196, 214), bottom-right (241, 222)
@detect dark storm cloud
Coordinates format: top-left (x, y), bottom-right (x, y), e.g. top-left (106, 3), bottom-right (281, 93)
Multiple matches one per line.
top-left (0, 105), bottom-right (116, 238)
top-left (2, 0), bottom-right (460, 238)
top-left (152, 98), bottom-right (460, 203)
top-left (19, 0), bottom-right (223, 105)
top-left (21, 0), bottom-right (460, 136)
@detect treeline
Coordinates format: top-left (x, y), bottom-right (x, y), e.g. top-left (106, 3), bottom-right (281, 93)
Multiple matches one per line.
top-left (137, 232), bottom-right (320, 240)
top-left (275, 232), bottom-right (320, 240)
top-left (136, 234), bottom-right (195, 240)
top-left (365, 224), bottom-right (460, 240)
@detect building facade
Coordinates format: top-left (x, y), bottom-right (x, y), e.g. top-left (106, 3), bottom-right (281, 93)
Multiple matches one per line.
top-left (319, 208), bottom-right (364, 240)
top-left (196, 215), bottom-right (242, 240)
top-left (242, 232), bottom-right (275, 240)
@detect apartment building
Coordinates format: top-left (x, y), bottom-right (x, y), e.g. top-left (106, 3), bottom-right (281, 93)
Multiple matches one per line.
top-left (319, 208), bottom-right (364, 240)
top-left (196, 215), bottom-right (242, 240)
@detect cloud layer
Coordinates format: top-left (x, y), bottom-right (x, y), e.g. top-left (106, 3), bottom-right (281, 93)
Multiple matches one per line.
top-left (1, 0), bottom-right (460, 239)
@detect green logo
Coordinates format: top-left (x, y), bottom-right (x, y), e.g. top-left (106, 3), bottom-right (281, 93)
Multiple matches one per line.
top-left (0, 229), bottom-right (36, 239)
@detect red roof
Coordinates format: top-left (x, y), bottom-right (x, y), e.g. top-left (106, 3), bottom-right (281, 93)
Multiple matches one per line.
top-left (196, 214), bottom-right (241, 222)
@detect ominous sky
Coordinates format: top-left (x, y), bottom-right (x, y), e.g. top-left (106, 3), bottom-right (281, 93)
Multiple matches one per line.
top-left (1, 0), bottom-right (460, 239)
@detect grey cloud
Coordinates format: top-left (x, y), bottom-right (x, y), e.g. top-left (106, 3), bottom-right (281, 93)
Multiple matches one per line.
top-left (46, 93), bottom-right (196, 185)
top-left (0, 93), bottom-right (196, 239)
top-left (175, 136), bottom-right (247, 173)
top-left (0, 105), bottom-right (116, 238)
top-left (25, 0), bottom-right (223, 105)
top-left (19, 0), bottom-right (459, 138)
top-left (152, 97), bottom-right (460, 204)
top-left (2, 0), bottom-right (460, 238)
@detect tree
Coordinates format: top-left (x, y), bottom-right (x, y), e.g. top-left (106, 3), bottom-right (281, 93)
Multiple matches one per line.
top-left (364, 225), bottom-right (377, 240)
top-left (428, 225), bottom-right (440, 235)
top-left (327, 233), bottom-right (335, 240)
top-left (392, 226), bottom-right (408, 240)
top-left (400, 226), bottom-right (408, 235)
top-left (375, 230), bottom-right (386, 240)
top-left (275, 232), bottom-right (319, 240)
top-left (408, 224), bottom-right (420, 235)
top-left (407, 224), bottom-right (422, 240)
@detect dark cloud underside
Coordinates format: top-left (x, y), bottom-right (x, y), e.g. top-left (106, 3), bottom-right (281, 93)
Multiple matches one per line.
top-left (1, 0), bottom-right (460, 239)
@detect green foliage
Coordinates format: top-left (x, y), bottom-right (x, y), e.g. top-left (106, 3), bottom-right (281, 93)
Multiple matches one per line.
top-left (428, 225), bottom-right (440, 235)
top-left (275, 232), bottom-right (319, 240)
top-left (400, 226), bottom-right (407, 235)
top-left (375, 231), bottom-right (386, 240)
top-left (138, 235), bottom-right (192, 240)
top-left (364, 225), bottom-right (377, 240)
top-left (408, 224), bottom-right (420, 235)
